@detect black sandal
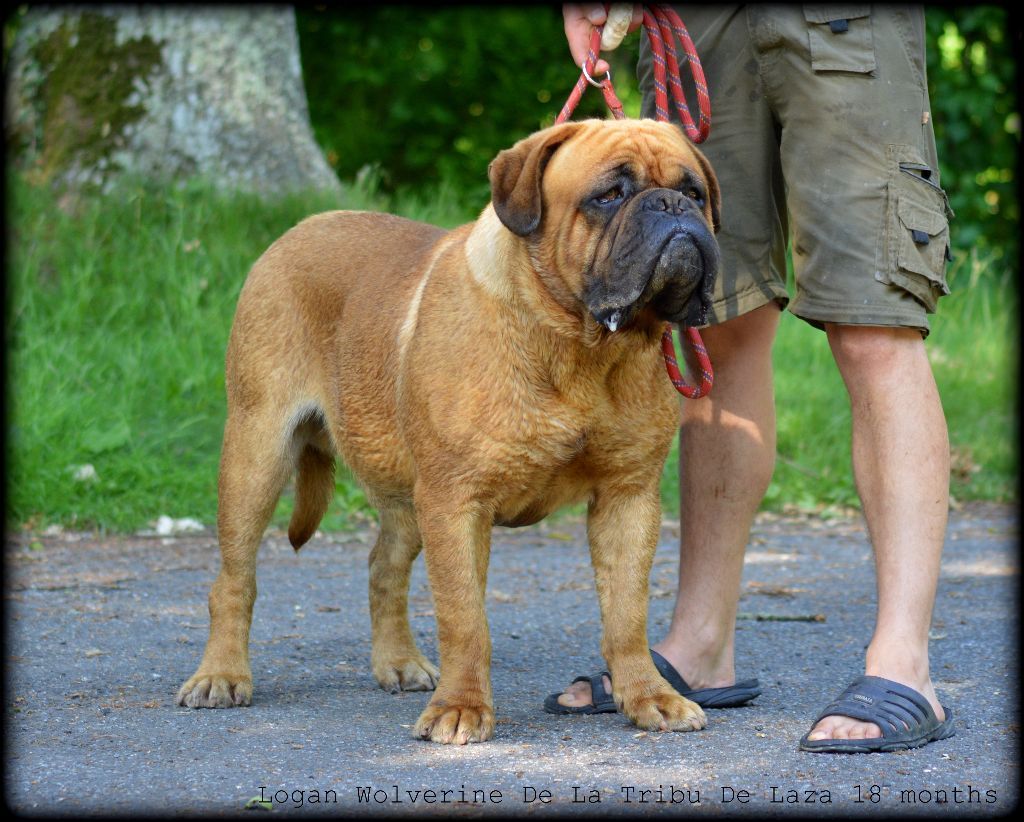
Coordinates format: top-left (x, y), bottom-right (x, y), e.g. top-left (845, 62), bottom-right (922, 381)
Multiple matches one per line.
top-left (799, 675), bottom-right (955, 753)
top-left (543, 672), bottom-right (617, 715)
top-left (543, 649), bottom-right (762, 715)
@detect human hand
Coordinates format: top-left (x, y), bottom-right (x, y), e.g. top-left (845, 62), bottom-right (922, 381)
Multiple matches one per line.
top-left (562, 3), bottom-right (644, 77)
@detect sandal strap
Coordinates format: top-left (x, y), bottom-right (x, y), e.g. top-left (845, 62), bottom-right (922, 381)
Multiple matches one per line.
top-left (590, 672), bottom-right (615, 710)
top-left (650, 649), bottom-right (692, 694)
top-left (814, 675), bottom-right (938, 738)
top-left (571, 672), bottom-right (615, 711)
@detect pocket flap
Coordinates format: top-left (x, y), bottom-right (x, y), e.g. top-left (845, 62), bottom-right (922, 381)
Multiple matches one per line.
top-left (897, 196), bottom-right (947, 236)
top-left (803, 5), bottom-right (871, 23)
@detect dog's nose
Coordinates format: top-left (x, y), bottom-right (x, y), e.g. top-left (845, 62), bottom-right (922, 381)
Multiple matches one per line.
top-left (641, 190), bottom-right (694, 216)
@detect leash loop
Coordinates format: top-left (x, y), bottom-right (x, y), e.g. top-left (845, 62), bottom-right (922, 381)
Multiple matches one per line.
top-left (661, 325), bottom-right (713, 399)
top-left (642, 5), bottom-right (711, 144)
top-left (555, 4), bottom-right (714, 399)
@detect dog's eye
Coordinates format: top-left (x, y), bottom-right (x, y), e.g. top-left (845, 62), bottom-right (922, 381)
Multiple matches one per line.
top-left (593, 186), bottom-right (624, 205)
top-left (685, 187), bottom-right (704, 204)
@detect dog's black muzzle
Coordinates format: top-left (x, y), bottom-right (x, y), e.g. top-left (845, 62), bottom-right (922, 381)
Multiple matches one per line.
top-left (585, 188), bottom-right (719, 331)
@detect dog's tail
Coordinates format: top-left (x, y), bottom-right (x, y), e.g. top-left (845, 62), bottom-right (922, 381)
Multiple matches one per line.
top-left (288, 444), bottom-right (335, 551)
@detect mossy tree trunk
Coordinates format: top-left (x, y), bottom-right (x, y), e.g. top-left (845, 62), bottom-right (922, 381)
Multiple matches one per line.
top-left (5, 6), bottom-right (341, 195)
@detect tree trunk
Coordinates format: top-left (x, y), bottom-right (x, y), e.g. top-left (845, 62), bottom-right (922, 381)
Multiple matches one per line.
top-left (5, 5), bottom-right (341, 195)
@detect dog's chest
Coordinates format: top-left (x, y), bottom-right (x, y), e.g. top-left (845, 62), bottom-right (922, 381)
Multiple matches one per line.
top-left (488, 408), bottom-right (644, 528)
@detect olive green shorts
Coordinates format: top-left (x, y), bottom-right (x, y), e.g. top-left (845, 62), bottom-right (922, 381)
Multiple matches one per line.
top-left (638, 5), bottom-right (953, 335)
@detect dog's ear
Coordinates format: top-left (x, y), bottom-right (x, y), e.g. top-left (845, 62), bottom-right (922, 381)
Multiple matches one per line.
top-left (689, 144), bottom-right (722, 233)
top-left (488, 122), bottom-right (583, 236)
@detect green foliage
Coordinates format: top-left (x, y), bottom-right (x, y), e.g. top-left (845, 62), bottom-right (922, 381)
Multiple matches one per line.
top-left (926, 7), bottom-right (1019, 261)
top-left (5, 7), bottom-right (1018, 532)
top-left (296, 6), bottom-right (610, 203)
top-left (6, 172), bottom-right (475, 533)
top-left (6, 176), bottom-right (365, 532)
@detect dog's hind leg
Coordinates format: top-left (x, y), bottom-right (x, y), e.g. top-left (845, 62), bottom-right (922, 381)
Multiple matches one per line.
top-left (369, 504), bottom-right (440, 692)
top-left (176, 410), bottom-right (296, 708)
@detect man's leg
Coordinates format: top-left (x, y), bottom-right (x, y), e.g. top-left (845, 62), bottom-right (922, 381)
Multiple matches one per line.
top-left (555, 302), bottom-right (779, 708)
top-left (804, 324), bottom-right (949, 741)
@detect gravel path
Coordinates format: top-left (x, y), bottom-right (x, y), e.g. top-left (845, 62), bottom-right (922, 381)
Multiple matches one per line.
top-left (5, 503), bottom-right (1017, 815)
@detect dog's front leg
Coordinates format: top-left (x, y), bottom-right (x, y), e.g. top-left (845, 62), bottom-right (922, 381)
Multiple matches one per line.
top-left (411, 495), bottom-right (495, 744)
top-left (587, 484), bottom-right (706, 732)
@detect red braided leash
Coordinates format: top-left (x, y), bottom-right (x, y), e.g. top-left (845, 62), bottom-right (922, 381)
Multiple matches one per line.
top-left (556, 4), bottom-right (713, 399)
top-left (642, 5), bottom-right (710, 143)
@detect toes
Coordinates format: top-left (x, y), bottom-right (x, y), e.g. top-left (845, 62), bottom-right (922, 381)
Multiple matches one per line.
top-left (557, 680), bottom-right (594, 708)
top-left (373, 655), bottom-right (440, 693)
top-left (422, 706), bottom-right (459, 743)
top-left (805, 717), bottom-right (836, 741)
top-left (375, 670), bottom-right (402, 693)
top-left (847, 721), bottom-right (881, 740)
top-left (454, 708), bottom-right (488, 745)
top-left (556, 674), bottom-right (613, 708)
top-left (807, 716), bottom-right (843, 741)
top-left (176, 674), bottom-right (252, 708)
top-left (397, 658), bottom-right (439, 691)
top-left (807, 715), bottom-right (883, 741)
top-left (414, 700), bottom-right (495, 745)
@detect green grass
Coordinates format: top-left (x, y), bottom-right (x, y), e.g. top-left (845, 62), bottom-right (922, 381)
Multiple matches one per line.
top-left (6, 175), bottom-right (1017, 533)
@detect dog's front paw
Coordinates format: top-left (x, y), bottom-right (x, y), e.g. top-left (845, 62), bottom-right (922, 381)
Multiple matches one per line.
top-left (176, 671), bottom-right (252, 708)
top-left (372, 651), bottom-right (440, 693)
top-left (621, 688), bottom-right (706, 732)
top-left (413, 697), bottom-right (495, 745)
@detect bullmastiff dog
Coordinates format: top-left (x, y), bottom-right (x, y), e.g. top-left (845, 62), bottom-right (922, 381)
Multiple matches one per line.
top-left (176, 118), bottom-right (720, 744)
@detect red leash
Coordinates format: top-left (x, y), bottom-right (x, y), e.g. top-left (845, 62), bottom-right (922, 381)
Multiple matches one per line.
top-left (556, 4), bottom-right (713, 399)
top-left (642, 5), bottom-right (711, 143)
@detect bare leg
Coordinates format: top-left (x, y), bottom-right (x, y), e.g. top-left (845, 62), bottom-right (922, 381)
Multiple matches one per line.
top-left (556, 303), bottom-right (779, 707)
top-left (805, 324), bottom-right (948, 741)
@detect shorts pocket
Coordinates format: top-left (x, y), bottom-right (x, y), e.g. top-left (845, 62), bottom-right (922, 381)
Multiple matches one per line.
top-left (802, 5), bottom-right (875, 73)
top-left (880, 149), bottom-right (954, 312)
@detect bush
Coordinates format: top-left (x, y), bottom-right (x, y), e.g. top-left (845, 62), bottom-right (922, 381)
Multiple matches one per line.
top-left (925, 7), bottom-right (1019, 262)
top-left (296, 6), bottom-right (610, 205)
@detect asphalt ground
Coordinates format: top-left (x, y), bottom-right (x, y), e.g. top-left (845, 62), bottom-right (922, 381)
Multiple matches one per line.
top-left (4, 502), bottom-right (1018, 816)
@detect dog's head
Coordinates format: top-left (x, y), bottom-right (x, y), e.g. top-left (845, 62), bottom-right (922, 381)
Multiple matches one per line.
top-left (487, 118), bottom-right (720, 333)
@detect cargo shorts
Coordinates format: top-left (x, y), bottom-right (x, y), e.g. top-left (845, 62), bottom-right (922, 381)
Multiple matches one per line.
top-left (638, 5), bottom-right (954, 336)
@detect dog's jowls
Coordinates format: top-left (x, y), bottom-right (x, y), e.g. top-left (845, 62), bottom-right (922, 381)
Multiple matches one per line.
top-left (177, 118), bottom-right (720, 744)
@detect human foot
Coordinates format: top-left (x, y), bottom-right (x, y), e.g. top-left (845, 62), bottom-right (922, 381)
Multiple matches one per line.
top-left (804, 673), bottom-right (944, 743)
top-left (800, 675), bottom-right (953, 753)
top-left (543, 648), bottom-right (760, 713)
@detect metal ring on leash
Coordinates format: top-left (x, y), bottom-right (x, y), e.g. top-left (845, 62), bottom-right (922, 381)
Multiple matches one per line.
top-left (581, 63), bottom-right (611, 88)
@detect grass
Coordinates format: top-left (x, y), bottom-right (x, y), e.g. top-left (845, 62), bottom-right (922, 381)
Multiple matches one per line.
top-left (6, 174), bottom-right (1017, 534)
